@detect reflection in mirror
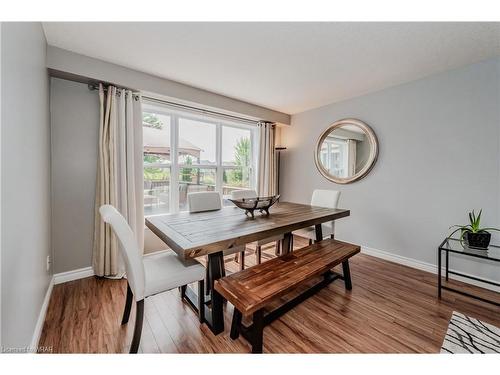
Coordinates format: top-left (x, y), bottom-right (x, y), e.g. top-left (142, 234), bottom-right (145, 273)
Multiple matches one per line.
top-left (319, 125), bottom-right (370, 178)
top-left (315, 119), bottom-right (378, 184)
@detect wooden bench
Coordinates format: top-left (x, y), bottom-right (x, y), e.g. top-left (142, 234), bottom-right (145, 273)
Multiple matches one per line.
top-left (214, 238), bottom-right (360, 353)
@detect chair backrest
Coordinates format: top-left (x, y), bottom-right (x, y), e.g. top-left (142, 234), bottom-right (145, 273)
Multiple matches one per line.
top-left (311, 189), bottom-right (341, 209)
top-left (230, 189), bottom-right (258, 200)
top-left (188, 191), bottom-right (222, 212)
top-left (99, 205), bottom-right (145, 301)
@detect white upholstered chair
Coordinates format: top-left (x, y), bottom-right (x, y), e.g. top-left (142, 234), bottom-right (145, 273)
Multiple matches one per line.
top-left (293, 189), bottom-right (341, 244)
top-left (230, 189), bottom-right (283, 268)
top-left (187, 191), bottom-right (222, 213)
top-left (99, 205), bottom-right (205, 353)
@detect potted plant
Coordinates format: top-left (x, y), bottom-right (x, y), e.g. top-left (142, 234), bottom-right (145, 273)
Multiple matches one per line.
top-left (449, 209), bottom-right (500, 250)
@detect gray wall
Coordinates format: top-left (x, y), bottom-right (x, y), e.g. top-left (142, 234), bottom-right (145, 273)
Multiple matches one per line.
top-left (50, 78), bottom-right (166, 274)
top-left (47, 46), bottom-right (290, 125)
top-left (282, 57), bottom-right (500, 283)
top-left (50, 78), bottom-right (99, 273)
top-left (1, 23), bottom-right (51, 348)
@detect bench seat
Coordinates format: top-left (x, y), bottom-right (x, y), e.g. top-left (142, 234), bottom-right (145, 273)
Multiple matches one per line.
top-left (214, 238), bottom-right (360, 353)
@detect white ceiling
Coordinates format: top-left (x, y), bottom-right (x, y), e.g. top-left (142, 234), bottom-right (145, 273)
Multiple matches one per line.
top-left (42, 22), bottom-right (500, 114)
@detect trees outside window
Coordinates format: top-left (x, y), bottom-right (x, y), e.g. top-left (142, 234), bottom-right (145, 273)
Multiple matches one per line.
top-left (143, 105), bottom-right (255, 214)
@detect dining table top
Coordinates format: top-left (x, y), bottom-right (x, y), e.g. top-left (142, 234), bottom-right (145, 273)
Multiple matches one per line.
top-left (145, 201), bottom-right (350, 259)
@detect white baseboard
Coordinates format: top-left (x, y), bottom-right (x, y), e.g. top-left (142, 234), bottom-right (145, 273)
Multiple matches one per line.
top-left (360, 244), bottom-right (499, 292)
top-left (53, 266), bottom-right (94, 285)
top-left (30, 276), bottom-right (54, 352)
top-left (360, 245), bottom-right (436, 274)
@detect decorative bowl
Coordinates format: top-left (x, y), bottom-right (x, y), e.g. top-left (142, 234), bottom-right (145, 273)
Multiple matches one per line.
top-left (229, 195), bottom-right (280, 218)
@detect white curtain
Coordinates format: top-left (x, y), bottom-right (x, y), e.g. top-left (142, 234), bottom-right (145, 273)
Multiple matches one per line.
top-left (347, 139), bottom-right (357, 177)
top-left (93, 84), bottom-right (144, 278)
top-left (257, 121), bottom-right (277, 197)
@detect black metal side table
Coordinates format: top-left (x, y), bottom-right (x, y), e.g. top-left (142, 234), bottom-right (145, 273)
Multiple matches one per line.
top-left (438, 237), bottom-right (500, 306)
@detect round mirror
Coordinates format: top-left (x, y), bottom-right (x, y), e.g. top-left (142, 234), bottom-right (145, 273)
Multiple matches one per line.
top-left (314, 118), bottom-right (378, 184)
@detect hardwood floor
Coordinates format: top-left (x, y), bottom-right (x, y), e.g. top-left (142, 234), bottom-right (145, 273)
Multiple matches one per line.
top-left (39, 237), bottom-right (500, 353)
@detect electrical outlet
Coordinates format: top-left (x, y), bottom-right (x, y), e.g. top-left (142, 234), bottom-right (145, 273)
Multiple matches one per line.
top-left (46, 255), bottom-right (51, 271)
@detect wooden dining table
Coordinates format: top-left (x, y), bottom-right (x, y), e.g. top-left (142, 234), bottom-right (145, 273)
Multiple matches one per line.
top-left (145, 201), bottom-right (350, 335)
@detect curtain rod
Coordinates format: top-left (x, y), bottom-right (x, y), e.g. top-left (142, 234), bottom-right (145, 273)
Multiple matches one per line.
top-left (88, 83), bottom-right (141, 100)
top-left (142, 96), bottom-right (265, 125)
top-left (88, 83), bottom-right (270, 126)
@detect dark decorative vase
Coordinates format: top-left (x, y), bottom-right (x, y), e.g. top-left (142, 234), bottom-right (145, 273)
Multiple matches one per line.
top-left (464, 232), bottom-right (491, 250)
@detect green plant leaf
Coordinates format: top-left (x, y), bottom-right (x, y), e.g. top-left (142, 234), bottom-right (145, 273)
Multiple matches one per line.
top-left (449, 224), bottom-right (467, 229)
top-left (448, 225), bottom-right (472, 238)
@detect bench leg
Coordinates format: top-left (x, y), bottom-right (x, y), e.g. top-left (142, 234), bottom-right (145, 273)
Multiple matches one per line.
top-left (251, 310), bottom-right (264, 353)
top-left (230, 309), bottom-right (242, 339)
top-left (342, 260), bottom-right (352, 290)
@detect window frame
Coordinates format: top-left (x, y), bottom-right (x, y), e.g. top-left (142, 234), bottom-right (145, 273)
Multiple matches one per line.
top-left (143, 103), bottom-right (257, 215)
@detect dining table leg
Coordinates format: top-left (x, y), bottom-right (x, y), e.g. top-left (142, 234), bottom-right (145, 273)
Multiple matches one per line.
top-left (281, 232), bottom-right (293, 254)
top-left (207, 251), bottom-right (225, 335)
top-left (315, 224), bottom-right (323, 242)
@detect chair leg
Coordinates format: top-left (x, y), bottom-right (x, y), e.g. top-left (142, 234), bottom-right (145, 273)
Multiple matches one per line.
top-left (198, 280), bottom-right (205, 323)
top-left (234, 252), bottom-right (239, 264)
top-left (221, 258), bottom-right (226, 278)
top-left (180, 285), bottom-right (187, 299)
top-left (330, 234), bottom-right (335, 239)
top-left (256, 245), bottom-right (262, 264)
top-left (129, 299), bottom-right (144, 354)
top-left (274, 240), bottom-right (280, 256)
top-left (205, 258), bottom-right (211, 296)
top-left (121, 282), bottom-right (133, 325)
top-left (308, 238), bottom-right (313, 246)
top-left (239, 251), bottom-right (245, 271)
top-left (230, 309), bottom-right (242, 339)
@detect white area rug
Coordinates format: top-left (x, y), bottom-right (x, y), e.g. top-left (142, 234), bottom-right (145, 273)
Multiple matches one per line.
top-left (441, 311), bottom-right (500, 353)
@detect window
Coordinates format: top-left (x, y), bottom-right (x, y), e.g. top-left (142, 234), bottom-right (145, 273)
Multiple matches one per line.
top-left (320, 137), bottom-right (348, 178)
top-left (143, 112), bottom-right (171, 216)
top-left (178, 118), bottom-right (216, 165)
top-left (222, 126), bottom-right (252, 205)
top-left (143, 103), bottom-right (256, 215)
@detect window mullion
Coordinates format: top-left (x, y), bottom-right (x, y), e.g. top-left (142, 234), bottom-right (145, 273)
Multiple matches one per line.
top-left (170, 114), bottom-right (180, 213)
top-left (251, 127), bottom-right (257, 190)
top-left (216, 123), bottom-right (223, 195)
